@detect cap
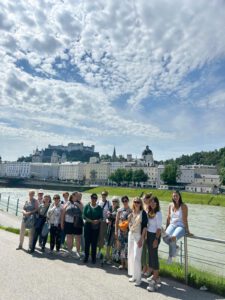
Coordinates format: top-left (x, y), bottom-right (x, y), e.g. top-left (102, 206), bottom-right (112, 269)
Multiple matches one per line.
top-left (91, 193), bottom-right (98, 199)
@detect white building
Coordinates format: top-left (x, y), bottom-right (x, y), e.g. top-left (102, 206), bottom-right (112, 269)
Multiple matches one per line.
top-left (185, 183), bottom-right (218, 194)
top-left (177, 165), bottom-right (218, 184)
top-left (30, 163), bottom-right (59, 180)
top-left (3, 162), bottom-right (31, 178)
top-left (59, 162), bottom-right (84, 181)
top-left (194, 174), bottom-right (220, 186)
top-left (84, 162), bottom-right (111, 184)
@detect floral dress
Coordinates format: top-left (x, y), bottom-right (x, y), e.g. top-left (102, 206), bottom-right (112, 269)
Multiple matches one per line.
top-left (117, 207), bottom-right (132, 260)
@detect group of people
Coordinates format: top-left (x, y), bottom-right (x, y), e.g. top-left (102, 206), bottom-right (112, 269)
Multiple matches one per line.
top-left (16, 189), bottom-right (190, 292)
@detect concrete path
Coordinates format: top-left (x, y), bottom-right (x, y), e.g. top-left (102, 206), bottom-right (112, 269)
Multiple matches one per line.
top-left (0, 230), bottom-right (223, 300)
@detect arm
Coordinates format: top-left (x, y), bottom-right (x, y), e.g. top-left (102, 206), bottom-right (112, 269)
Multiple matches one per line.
top-left (61, 203), bottom-right (67, 230)
top-left (138, 211), bottom-right (148, 247)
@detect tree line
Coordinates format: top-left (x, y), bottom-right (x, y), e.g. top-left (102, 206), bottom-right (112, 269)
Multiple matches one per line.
top-left (109, 169), bottom-right (148, 186)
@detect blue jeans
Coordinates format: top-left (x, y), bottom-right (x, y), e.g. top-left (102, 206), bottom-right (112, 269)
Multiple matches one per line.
top-left (163, 224), bottom-right (185, 257)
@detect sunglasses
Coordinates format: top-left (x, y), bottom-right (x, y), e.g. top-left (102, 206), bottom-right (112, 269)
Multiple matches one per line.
top-left (53, 197), bottom-right (60, 200)
top-left (122, 199), bottom-right (128, 203)
top-left (92, 197), bottom-right (97, 200)
top-left (134, 201), bottom-right (141, 204)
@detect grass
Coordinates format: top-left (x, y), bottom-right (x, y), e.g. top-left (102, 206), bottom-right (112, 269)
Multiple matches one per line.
top-left (159, 260), bottom-right (225, 296)
top-left (86, 186), bottom-right (225, 206)
top-left (1, 226), bottom-right (224, 297)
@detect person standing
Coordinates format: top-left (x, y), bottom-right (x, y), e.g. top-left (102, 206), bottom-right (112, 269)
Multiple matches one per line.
top-left (61, 192), bottom-right (81, 257)
top-left (16, 190), bottom-right (38, 251)
top-left (141, 193), bottom-right (152, 276)
top-left (83, 193), bottom-right (103, 264)
top-left (115, 196), bottom-right (132, 270)
top-left (37, 189), bottom-right (44, 246)
top-left (97, 191), bottom-right (111, 257)
top-left (163, 191), bottom-right (191, 264)
top-left (146, 196), bottom-right (162, 292)
top-left (30, 194), bottom-right (51, 253)
top-left (48, 194), bottom-right (62, 253)
top-left (128, 197), bottom-right (147, 286)
top-left (105, 196), bottom-right (120, 264)
top-left (61, 191), bottom-right (70, 247)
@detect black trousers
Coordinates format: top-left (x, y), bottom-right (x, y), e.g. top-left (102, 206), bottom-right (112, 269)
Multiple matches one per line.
top-left (84, 223), bottom-right (100, 262)
top-left (50, 224), bottom-right (61, 251)
top-left (147, 232), bottom-right (160, 270)
top-left (31, 220), bottom-right (48, 251)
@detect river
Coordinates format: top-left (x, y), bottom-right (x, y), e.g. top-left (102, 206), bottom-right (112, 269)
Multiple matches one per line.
top-left (0, 187), bottom-right (224, 277)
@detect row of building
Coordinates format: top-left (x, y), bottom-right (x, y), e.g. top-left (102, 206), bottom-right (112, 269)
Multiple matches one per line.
top-left (0, 161), bottom-right (220, 193)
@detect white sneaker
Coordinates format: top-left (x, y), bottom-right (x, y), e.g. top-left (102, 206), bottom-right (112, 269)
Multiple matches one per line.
top-left (129, 277), bottom-right (136, 282)
top-left (147, 275), bottom-right (153, 282)
top-left (167, 256), bottom-right (173, 264)
top-left (147, 280), bottom-right (157, 292)
top-left (147, 276), bottom-right (161, 285)
top-left (97, 252), bottom-right (101, 259)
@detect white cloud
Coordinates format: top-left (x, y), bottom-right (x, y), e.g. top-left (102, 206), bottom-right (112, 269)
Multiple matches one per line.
top-left (0, 0), bottom-right (225, 160)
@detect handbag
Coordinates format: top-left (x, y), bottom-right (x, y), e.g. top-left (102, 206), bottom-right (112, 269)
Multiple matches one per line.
top-left (24, 214), bottom-right (35, 229)
top-left (41, 222), bottom-right (50, 237)
top-left (118, 220), bottom-right (129, 232)
top-left (35, 217), bottom-right (45, 230)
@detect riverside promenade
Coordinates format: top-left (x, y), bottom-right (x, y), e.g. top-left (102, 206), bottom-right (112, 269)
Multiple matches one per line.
top-left (0, 211), bottom-right (223, 300)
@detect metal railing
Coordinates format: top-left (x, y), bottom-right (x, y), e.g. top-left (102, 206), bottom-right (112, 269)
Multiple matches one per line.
top-left (0, 194), bottom-right (22, 216)
top-left (184, 234), bottom-right (225, 284)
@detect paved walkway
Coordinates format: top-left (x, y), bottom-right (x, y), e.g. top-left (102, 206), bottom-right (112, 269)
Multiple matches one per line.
top-left (0, 229), bottom-right (223, 300)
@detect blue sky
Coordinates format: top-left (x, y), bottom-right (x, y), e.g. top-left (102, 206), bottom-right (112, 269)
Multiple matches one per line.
top-left (0, 0), bottom-right (225, 161)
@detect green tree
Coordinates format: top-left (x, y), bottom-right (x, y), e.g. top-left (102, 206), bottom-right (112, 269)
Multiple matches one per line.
top-left (132, 169), bottom-right (148, 185)
top-left (219, 168), bottom-right (225, 185)
top-left (109, 168), bottom-right (126, 185)
top-left (90, 169), bottom-right (97, 183)
top-left (160, 163), bottom-right (180, 185)
top-left (124, 169), bottom-right (133, 185)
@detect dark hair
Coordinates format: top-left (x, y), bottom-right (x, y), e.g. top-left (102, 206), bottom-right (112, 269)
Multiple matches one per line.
top-left (172, 190), bottom-right (183, 207)
top-left (148, 196), bottom-right (160, 214)
top-left (121, 195), bottom-right (129, 202)
top-left (91, 193), bottom-right (98, 199)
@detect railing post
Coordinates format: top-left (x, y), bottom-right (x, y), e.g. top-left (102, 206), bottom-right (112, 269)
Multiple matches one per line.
top-left (0, 193), bottom-right (1, 204)
top-left (7, 196), bottom-right (10, 212)
top-left (184, 235), bottom-right (188, 285)
top-left (180, 240), bottom-right (183, 266)
top-left (16, 199), bottom-right (19, 216)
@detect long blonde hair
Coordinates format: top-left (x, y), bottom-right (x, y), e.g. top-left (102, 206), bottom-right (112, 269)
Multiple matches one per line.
top-left (132, 197), bottom-right (143, 211)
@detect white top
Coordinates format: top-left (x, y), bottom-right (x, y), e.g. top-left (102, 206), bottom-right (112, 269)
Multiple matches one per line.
top-left (147, 211), bottom-right (162, 233)
top-left (170, 205), bottom-right (184, 227)
top-left (98, 200), bottom-right (111, 221)
top-left (48, 204), bottom-right (62, 226)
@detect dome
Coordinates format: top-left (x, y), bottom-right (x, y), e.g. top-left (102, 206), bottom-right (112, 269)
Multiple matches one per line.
top-left (142, 146), bottom-right (152, 156)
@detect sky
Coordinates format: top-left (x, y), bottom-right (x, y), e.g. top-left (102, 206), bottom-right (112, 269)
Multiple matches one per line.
top-left (0, 0), bottom-right (225, 162)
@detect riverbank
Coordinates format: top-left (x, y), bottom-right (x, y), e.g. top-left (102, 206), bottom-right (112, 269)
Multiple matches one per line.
top-left (86, 186), bottom-right (225, 206)
top-left (0, 178), bottom-right (91, 192)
